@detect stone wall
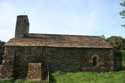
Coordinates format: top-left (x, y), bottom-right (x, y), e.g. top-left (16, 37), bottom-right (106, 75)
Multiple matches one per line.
top-left (0, 65), bottom-right (13, 79)
top-left (80, 49), bottom-right (114, 72)
top-left (15, 15), bottom-right (29, 38)
top-left (2, 46), bottom-right (114, 79)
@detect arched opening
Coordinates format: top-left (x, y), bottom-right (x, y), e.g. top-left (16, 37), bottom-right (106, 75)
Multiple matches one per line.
top-left (92, 56), bottom-right (97, 66)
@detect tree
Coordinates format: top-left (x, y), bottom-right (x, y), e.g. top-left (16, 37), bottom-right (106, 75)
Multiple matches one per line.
top-left (0, 40), bottom-right (5, 64)
top-left (107, 36), bottom-right (123, 50)
top-left (122, 39), bottom-right (125, 50)
top-left (120, 1), bottom-right (125, 27)
top-left (100, 35), bottom-right (105, 39)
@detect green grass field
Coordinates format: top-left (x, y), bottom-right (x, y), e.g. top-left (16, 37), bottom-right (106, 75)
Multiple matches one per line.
top-left (51, 71), bottom-right (125, 83)
top-left (0, 79), bottom-right (49, 83)
top-left (0, 71), bottom-right (124, 83)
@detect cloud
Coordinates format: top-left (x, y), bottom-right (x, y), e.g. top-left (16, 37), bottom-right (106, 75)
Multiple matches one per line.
top-left (0, 2), bottom-right (16, 41)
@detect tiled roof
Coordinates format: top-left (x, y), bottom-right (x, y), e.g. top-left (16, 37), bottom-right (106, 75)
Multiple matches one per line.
top-left (6, 34), bottom-right (113, 48)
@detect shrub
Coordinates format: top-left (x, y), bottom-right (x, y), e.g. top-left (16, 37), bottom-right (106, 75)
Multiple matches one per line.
top-left (121, 50), bottom-right (125, 66)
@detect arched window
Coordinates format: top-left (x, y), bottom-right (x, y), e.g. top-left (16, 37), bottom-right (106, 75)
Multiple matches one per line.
top-left (92, 56), bottom-right (97, 66)
top-left (91, 55), bottom-right (99, 67)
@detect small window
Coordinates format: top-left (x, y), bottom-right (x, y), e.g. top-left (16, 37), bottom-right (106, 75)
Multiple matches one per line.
top-left (92, 56), bottom-right (97, 66)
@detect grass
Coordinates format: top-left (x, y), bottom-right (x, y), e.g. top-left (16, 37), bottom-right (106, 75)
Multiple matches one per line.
top-left (0, 79), bottom-right (49, 83)
top-left (0, 79), bottom-right (15, 83)
top-left (15, 80), bottom-right (49, 83)
top-left (51, 71), bottom-right (125, 83)
top-left (0, 71), bottom-right (124, 83)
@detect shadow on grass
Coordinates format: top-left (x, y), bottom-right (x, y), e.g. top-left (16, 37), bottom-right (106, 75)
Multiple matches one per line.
top-left (0, 79), bottom-right (15, 83)
top-left (49, 73), bottom-right (56, 83)
top-left (122, 66), bottom-right (125, 70)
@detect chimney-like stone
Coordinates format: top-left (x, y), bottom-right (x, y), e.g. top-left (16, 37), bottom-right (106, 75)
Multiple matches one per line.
top-left (15, 15), bottom-right (29, 38)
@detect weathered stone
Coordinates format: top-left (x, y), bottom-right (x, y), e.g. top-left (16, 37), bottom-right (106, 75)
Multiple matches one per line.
top-left (1, 45), bottom-right (115, 79)
top-left (26, 63), bottom-right (43, 81)
top-left (0, 65), bottom-right (13, 79)
top-left (15, 15), bottom-right (29, 38)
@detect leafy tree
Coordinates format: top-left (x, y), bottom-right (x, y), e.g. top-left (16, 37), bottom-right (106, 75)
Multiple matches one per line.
top-left (120, 1), bottom-right (125, 27)
top-left (107, 36), bottom-right (123, 50)
top-left (100, 35), bottom-right (105, 39)
top-left (122, 39), bottom-right (125, 50)
top-left (0, 40), bottom-right (5, 64)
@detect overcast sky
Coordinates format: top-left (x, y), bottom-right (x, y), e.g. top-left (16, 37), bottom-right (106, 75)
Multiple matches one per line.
top-left (0, 0), bottom-right (125, 41)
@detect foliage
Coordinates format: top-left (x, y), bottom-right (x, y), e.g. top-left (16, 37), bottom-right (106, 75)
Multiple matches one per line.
top-left (106, 36), bottom-right (125, 50)
top-left (100, 35), bottom-right (105, 39)
top-left (51, 71), bottom-right (125, 83)
top-left (120, 1), bottom-right (125, 6)
top-left (0, 41), bottom-right (5, 49)
top-left (120, 10), bottom-right (125, 17)
top-left (0, 40), bottom-right (5, 48)
top-left (120, 1), bottom-right (125, 27)
top-left (121, 50), bottom-right (125, 67)
top-left (0, 40), bottom-right (5, 63)
top-left (107, 36), bottom-right (123, 49)
top-left (121, 39), bottom-right (125, 49)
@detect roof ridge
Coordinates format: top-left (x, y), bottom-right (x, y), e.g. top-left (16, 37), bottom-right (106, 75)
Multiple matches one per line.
top-left (28, 33), bottom-right (101, 38)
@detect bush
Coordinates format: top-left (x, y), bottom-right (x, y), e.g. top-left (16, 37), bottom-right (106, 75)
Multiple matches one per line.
top-left (121, 50), bottom-right (125, 66)
top-left (0, 40), bottom-right (5, 64)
